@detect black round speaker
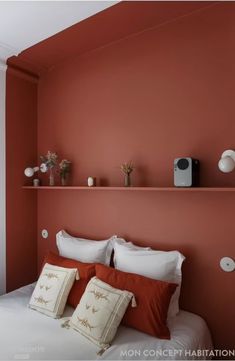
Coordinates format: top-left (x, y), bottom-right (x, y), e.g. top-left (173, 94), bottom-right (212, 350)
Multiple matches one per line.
top-left (177, 158), bottom-right (189, 170)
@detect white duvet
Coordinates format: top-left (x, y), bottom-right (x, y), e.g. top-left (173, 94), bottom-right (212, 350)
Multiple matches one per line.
top-left (0, 284), bottom-right (213, 360)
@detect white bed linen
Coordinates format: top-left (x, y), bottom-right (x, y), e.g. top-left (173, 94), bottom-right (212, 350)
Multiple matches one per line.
top-left (0, 284), bottom-right (213, 360)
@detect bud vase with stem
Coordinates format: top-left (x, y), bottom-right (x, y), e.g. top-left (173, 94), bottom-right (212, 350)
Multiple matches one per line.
top-left (61, 174), bottom-right (68, 186)
top-left (124, 173), bottom-right (131, 187)
top-left (49, 168), bottom-right (55, 186)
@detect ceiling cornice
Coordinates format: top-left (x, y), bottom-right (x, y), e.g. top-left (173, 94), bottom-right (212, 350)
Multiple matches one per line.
top-left (0, 41), bottom-right (19, 66)
top-left (0, 1), bottom-right (118, 65)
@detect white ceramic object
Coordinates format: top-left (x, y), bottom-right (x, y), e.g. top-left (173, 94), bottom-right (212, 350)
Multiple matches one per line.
top-left (33, 179), bottom-right (40, 187)
top-left (220, 257), bottom-right (235, 272)
top-left (40, 163), bottom-right (47, 173)
top-left (24, 163), bottom-right (47, 177)
top-left (24, 167), bottom-right (39, 177)
top-left (88, 176), bottom-right (96, 187)
top-left (218, 149), bottom-right (235, 173)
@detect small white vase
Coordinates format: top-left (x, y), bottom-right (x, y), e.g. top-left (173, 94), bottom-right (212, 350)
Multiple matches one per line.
top-left (88, 177), bottom-right (96, 187)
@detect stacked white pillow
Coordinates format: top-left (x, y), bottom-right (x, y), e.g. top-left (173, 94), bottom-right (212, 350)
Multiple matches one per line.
top-left (56, 230), bottom-right (122, 265)
top-left (56, 230), bottom-right (185, 318)
top-left (113, 241), bottom-right (185, 318)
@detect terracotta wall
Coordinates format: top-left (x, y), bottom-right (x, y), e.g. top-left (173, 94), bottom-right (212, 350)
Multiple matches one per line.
top-left (5, 1), bottom-right (235, 353)
top-left (6, 68), bottom-right (38, 291)
top-left (36, 3), bottom-right (235, 351)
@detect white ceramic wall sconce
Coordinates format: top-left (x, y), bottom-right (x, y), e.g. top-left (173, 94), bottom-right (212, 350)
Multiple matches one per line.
top-left (218, 150), bottom-right (235, 173)
top-left (24, 163), bottom-right (47, 177)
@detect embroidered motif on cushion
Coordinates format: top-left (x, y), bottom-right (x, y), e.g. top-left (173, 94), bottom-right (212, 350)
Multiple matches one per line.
top-left (89, 289), bottom-right (109, 301)
top-left (44, 272), bottom-right (59, 280)
top-left (77, 317), bottom-right (95, 332)
top-left (34, 296), bottom-right (51, 305)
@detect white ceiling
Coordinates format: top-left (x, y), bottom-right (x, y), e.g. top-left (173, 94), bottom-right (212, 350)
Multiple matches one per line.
top-left (0, 1), bottom-right (118, 64)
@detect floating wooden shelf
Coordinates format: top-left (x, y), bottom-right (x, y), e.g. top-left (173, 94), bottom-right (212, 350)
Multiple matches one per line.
top-left (22, 186), bottom-right (235, 192)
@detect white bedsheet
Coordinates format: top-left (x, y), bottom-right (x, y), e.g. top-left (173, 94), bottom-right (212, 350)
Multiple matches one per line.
top-left (0, 284), bottom-right (213, 360)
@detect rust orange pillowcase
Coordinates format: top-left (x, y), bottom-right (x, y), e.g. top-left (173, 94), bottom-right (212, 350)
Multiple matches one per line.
top-left (43, 252), bottom-right (96, 308)
top-left (95, 264), bottom-right (177, 339)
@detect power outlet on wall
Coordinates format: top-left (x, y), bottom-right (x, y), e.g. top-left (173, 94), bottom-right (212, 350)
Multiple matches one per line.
top-left (41, 229), bottom-right (49, 239)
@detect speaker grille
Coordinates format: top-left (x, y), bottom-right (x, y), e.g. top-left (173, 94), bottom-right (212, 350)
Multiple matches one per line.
top-left (177, 158), bottom-right (189, 170)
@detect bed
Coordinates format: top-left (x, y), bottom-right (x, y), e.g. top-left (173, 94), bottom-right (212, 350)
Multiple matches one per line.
top-left (0, 283), bottom-right (213, 360)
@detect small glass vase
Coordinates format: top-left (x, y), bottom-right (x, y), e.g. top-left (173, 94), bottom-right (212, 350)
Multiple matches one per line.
top-left (124, 173), bottom-right (131, 187)
top-left (49, 168), bottom-right (55, 186)
top-left (61, 174), bottom-right (68, 186)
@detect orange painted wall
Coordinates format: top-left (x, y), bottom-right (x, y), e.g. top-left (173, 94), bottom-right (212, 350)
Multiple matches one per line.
top-left (36, 3), bottom-right (235, 351)
top-left (6, 69), bottom-right (38, 291)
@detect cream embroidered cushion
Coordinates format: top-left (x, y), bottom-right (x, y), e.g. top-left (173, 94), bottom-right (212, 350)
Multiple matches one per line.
top-left (29, 263), bottom-right (78, 318)
top-left (70, 277), bottom-right (135, 350)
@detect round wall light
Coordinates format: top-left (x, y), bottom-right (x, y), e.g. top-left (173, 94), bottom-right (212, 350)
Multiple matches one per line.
top-left (24, 163), bottom-right (47, 177)
top-left (218, 149), bottom-right (235, 173)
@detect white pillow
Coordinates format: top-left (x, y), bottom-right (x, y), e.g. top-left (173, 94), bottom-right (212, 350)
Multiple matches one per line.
top-left (116, 240), bottom-right (151, 251)
top-left (56, 230), bottom-right (120, 265)
top-left (29, 263), bottom-right (78, 318)
top-left (113, 242), bottom-right (185, 318)
top-left (69, 277), bottom-right (135, 352)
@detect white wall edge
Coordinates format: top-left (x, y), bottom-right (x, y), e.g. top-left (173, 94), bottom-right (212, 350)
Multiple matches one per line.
top-left (0, 60), bottom-right (7, 71)
top-left (0, 46), bottom-right (18, 295)
top-left (0, 60), bottom-right (6, 295)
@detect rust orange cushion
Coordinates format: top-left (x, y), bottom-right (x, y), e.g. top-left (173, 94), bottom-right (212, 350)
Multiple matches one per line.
top-left (43, 252), bottom-right (96, 308)
top-left (95, 264), bottom-right (177, 339)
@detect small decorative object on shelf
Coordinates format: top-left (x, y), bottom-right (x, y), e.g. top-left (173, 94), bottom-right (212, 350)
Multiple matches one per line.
top-left (174, 158), bottom-right (200, 187)
top-left (24, 163), bottom-right (47, 186)
top-left (33, 179), bottom-right (40, 187)
top-left (59, 159), bottom-right (71, 186)
top-left (121, 161), bottom-right (134, 187)
top-left (40, 151), bottom-right (58, 186)
top-left (88, 176), bottom-right (96, 187)
top-left (218, 149), bottom-right (235, 173)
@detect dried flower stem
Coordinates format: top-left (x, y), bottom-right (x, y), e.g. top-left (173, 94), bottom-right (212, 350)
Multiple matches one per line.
top-left (121, 162), bottom-right (134, 175)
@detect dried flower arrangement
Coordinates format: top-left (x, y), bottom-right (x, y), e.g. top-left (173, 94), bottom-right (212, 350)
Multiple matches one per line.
top-left (35, 151), bottom-right (72, 186)
top-left (40, 151), bottom-right (58, 169)
top-left (40, 151), bottom-right (58, 186)
top-left (121, 162), bottom-right (134, 175)
top-left (59, 159), bottom-right (71, 186)
top-left (121, 161), bottom-right (134, 187)
top-left (59, 159), bottom-right (71, 176)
